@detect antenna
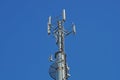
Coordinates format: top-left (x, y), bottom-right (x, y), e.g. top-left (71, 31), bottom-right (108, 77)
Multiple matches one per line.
top-left (48, 16), bottom-right (51, 25)
top-left (62, 9), bottom-right (66, 22)
top-left (72, 24), bottom-right (76, 34)
top-left (47, 16), bottom-right (51, 35)
top-left (48, 9), bottom-right (76, 80)
top-left (49, 55), bottom-right (54, 62)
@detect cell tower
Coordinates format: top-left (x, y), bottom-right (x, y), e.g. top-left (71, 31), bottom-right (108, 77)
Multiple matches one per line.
top-left (48, 9), bottom-right (76, 80)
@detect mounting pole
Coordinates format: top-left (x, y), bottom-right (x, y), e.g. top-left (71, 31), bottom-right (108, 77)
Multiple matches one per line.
top-left (57, 21), bottom-right (64, 51)
top-left (48, 9), bottom-right (76, 80)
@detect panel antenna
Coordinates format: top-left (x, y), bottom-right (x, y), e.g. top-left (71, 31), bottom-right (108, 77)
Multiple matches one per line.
top-left (62, 9), bottom-right (66, 22)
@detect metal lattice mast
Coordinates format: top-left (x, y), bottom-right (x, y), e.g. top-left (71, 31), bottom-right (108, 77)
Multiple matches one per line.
top-left (48, 9), bottom-right (76, 80)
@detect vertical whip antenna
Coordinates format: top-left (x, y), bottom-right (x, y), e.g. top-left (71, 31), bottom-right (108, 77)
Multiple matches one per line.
top-left (48, 9), bottom-right (76, 80)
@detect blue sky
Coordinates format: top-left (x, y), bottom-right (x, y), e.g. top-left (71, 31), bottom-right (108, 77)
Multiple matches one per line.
top-left (0, 0), bottom-right (120, 80)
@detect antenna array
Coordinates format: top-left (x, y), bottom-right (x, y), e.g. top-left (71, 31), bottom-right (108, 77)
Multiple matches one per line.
top-left (48, 9), bottom-right (76, 80)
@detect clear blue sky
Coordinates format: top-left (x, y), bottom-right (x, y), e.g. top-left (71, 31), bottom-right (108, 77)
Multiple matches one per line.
top-left (0, 0), bottom-right (120, 80)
